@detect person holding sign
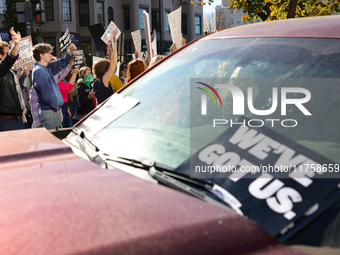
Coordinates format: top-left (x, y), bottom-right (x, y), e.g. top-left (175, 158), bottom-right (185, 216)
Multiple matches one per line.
top-left (92, 31), bottom-right (118, 105)
top-left (57, 66), bottom-right (80, 128)
top-left (32, 42), bottom-right (76, 130)
top-left (0, 27), bottom-right (27, 131)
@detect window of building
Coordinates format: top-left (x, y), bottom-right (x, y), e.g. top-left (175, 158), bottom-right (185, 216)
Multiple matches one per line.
top-left (244, 20), bottom-right (246, 24)
top-left (230, 9), bottom-right (234, 14)
top-left (237, 17), bottom-right (240, 24)
top-left (165, 11), bottom-right (170, 32)
top-left (222, 9), bottom-right (224, 15)
top-left (81, 41), bottom-right (91, 56)
top-left (231, 18), bottom-right (234, 24)
top-left (0, 0), bottom-right (5, 14)
top-left (45, 0), bottom-right (54, 21)
top-left (79, 1), bottom-right (89, 27)
top-left (152, 11), bottom-right (159, 32)
top-left (140, 8), bottom-right (148, 30)
top-left (182, 15), bottom-right (187, 35)
top-left (44, 37), bottom-right (56, 52)
top-left (237, 9), bottom-right (240, 13)
top-left (97, 2), bottom-right (104, 25)
top-left (195, 16), bottom-right (201, 35)
top-left (63, 0), bottom-right (71, 21)
top-left (108, 7), bottom-right (113, 23)
top-left (99, 49), bottom-right (106, 58)
top-left (123, 7), bottom-right (130, 30)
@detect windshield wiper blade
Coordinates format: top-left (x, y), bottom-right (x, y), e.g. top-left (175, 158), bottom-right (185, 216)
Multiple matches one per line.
top-left (105, 156), bottom-right (214, 189)
top-left (104, 156), bottom-right (234, 211)
top-left (148, 166), bottom-right (232, 212)
top-left (74, 130), bottom-right (107, 169)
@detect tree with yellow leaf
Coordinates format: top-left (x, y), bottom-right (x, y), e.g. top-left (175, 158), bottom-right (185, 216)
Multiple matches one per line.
top-left (204, 12), bottom-right (230, 34)
top-left (194, 0), bottom-right (339, 22)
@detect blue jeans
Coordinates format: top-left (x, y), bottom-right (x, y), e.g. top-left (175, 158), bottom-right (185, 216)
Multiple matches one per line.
top-left (0, 116), bottom-right (25, 131)
top-left (40, 109), bottom-right (61, 130)
top-left (68, 101), bottom-right (77, 126)
top-left (61, 103), bottom-right (73, 128)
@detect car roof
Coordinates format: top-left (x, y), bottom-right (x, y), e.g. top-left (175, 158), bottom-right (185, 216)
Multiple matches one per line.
top-left (202, 15), bottom-right (340, 40)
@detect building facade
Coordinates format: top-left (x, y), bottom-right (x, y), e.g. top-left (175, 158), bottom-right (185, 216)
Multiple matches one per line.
top-left (215, 0), bottom-right (260, 30)
top-left (0, 0), bottom-right (203, 63)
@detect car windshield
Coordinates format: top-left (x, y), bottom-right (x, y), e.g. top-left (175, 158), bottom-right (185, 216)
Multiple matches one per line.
top-left (76, 37), bottom-right (340, 169)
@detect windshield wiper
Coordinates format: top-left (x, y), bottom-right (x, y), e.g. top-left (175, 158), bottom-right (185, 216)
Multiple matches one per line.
top-left (74, 130), bottom-right (107, 169)
top-left (104, 156), bottom-right (234, 212)
top-left (105, 156), bottom-right (214, 189)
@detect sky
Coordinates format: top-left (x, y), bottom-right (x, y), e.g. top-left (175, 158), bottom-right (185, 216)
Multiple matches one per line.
top-left (203, 0), bottom-right (222, 16)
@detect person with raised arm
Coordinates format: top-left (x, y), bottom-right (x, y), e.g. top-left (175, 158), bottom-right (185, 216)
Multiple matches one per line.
top-left (0, 27), bottom-right (28, 131)
top-left (92, 31), bottom-right (118, 105)
top-left (32, 42), bottom-right (76, 129)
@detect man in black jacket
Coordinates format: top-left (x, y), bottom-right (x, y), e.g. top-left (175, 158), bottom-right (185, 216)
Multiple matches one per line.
top-left (0, 27), bottom-right (27, 131)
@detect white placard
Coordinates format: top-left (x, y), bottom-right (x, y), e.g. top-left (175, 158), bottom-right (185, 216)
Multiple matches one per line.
top-left (131, 30), bottom-right (141, 59)
top-left (9, 36), bottom-right (35, 69)
top-left (114, 61), bottom-right (120, 76)
top-left (168, 6), bottom-right (182, 49)
top-left (151, 30), bottom-right (157, 56)
top-left (59, 28), bottom-right (72, 53)
top-left (77, 94), bottom-right (139, 137)
top-left (92, 56), bottom-right (103, 65)
top-left (143, 11), bottom-right (153, 61)
top-left (73, 50), bottom-right (84, 66)
top-left (140, 51), bottom-right (148, 62)
top-left (101, 21), bottom-right (121, 45)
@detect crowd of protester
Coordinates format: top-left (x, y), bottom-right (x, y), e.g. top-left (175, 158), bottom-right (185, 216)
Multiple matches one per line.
top-left (0, 27), bottom-right (180, 132)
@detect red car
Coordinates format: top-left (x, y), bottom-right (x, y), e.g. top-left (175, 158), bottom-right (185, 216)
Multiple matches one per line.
top-left (1, 15), bottom-right (340, 254)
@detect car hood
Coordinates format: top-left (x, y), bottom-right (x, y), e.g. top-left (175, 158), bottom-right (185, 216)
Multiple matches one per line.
top-left (0, 129), bottom-right (304, 255)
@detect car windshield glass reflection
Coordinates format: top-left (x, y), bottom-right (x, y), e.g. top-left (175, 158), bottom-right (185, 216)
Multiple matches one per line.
top-left (89, 38), bottom-right (340, 168)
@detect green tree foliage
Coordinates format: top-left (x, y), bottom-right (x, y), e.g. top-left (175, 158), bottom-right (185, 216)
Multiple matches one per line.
top-left (195, 0), bottom-right (340, 21)
top-left (231, 0), bottom-right (340, 22)
top-left (2, 0), bottom-right (41, 45)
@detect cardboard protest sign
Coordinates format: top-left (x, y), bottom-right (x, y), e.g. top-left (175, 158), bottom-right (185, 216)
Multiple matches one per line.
top-left (142, 11), bottom-right (153, 61)
top-left (175, 116), bottom-right (340, 236)
top-left (151, 30), bottom-right (157, 56)
top-left (140, 51), bottom-right (148, 62)
top-left (76, 93), bottom-right (139, 138)
top-left (0, 29), bottom-right (10, 42)
top-left (114, 61), bottom-right (121, 77)
top-left (59, 28), bottom-right (72, 53)
top-left (92, 56), bottom-right (103, 65)
top-left (70, 33), bottom-right (81, 47)
top-left (131, 30), bottom-right (141, 58)
top-left (101, 21), bottom-right (121, 45)
top-left (168, 6), bottom-right (182, 49)
top-left (278, 186), bottom-right (340, 241)
top-left (10, 36), bottom-right (35, 69)
top-left (88, 23), bottom-right (107, 51)
top-left (73, 50), bottom-right (84, 66)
